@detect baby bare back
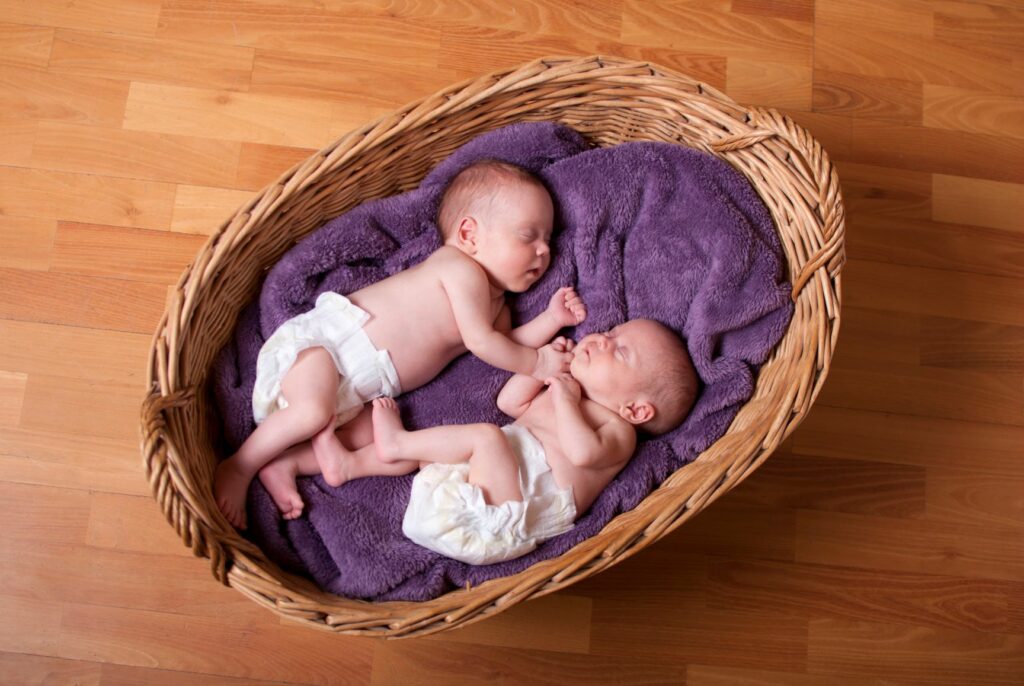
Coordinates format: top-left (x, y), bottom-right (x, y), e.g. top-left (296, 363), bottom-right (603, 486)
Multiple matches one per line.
top-left (515, 391), bottom-right (632, 515)
top-left (346, 245), bottom-right (504, 392)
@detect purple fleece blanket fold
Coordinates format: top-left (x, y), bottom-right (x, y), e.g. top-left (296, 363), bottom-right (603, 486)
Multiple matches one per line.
top-left (213, 122), bottom-right (793, 601)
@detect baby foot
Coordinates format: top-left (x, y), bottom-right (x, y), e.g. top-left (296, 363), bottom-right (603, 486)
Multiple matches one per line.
top-left (371, 397), bottom-right (405, 463)
top-left (258, 460), bottom-right (305, 520)
top-left (311, 422), bottom-right (349, 487)
top-left (214, 459), bottom-right (250, 529)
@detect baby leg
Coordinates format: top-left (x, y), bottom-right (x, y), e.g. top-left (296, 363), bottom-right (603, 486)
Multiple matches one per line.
top-left (372, 398), bottom-right (523, 506)
top-left (215, 347), bottom-right (339, 529)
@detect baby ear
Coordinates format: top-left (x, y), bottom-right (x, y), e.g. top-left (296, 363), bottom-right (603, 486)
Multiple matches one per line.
top-left (619, 400), bottom-right (655, 426)
top-left (456, 216), bottom-right (478, 252)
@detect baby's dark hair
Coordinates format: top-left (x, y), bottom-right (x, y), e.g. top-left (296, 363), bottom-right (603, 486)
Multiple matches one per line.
top-left (436, 159), bottom-right (546, 241)
top-left (638, 320), bottom-right (699, 436)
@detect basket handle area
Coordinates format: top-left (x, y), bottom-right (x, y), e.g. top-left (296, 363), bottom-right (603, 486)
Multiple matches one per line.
top-left (710, 107), bottom-right (846, 302)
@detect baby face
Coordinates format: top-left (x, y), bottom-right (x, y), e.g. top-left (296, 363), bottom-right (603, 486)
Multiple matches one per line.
top-left (570, 320), bottom-right (662, 403)
top-left (472, 181), bottom-right (554, 292)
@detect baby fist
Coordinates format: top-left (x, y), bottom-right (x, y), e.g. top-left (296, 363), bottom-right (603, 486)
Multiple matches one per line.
top-left (532, 342), bottom-right (573, 380)
top-left (545, 372), bottom-right (582, 405)
top-left (547, 286), bottom-right (587, 328)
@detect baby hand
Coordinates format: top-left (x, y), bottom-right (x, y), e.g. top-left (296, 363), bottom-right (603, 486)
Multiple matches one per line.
top-left (547, 286), bottom-right (587, 328)
top-left (549, 335), bottom-right (575, 354)
top-left (545, 372), bottom-right (582, 405)
top-left (532, 341), bottom-right (573, 380)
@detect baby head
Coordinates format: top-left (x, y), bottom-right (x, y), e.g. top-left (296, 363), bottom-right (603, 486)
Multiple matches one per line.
top-left (570, 319), bottom-right (698, 435)
top-left (437, 159), bottom-right (554, 292)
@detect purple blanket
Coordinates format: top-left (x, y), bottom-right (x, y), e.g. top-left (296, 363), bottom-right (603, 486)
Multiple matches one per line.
top-left (213, 122), bottom-right (793, 601)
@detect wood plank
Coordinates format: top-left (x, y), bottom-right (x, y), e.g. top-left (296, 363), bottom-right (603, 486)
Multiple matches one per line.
top-left (846, 119), bottom-right (1024, 183)
top-left (818, 362), bottom-right (1024, 427)
top-left (687, 664), bottom-right (881, 686)
top-left (424, 594), bottom-right (592, 652)
top-left (0, 167), bottom-right (176, 231)
top-left (590, 599), bottom-right (808, 671)
top-left (0, 593), bottom-right (64, 655)
top-left (925, 466), bottom-right (1024, 529)
top-left (0, 652), bottom-right (102, 686)
top-left (51, 222), bottom-right (206, 284)
top-left (0, 539), bottom-right (263, 622)
top-left (0, 216), bottom-right (55, 271)
top-left (725, 450), bottom-right (926, 518)
top-left (171, 185), bottom-right (255, 235)
top-left (836, 161), bottom-right (931, 220)
top-left (437, 26), bottom-right (728, 90)
top-left (0, 269), bottom-right (167, 334)
top-left (235, 142), bottom-right (317, 192)
top-left (0, 23), bottom-right (54, 69)
top-left (816, 0), bottom-right (934, 36)
top-left (0, 426), bottom-right (146, 497)
top-left (251, 50), bottom-right (458, 108)
top-left (931, 174), bottom-right (1024, 234)
top-left (383, 0), bottom-right (624, 40)
top-left (372, 640), bottom-right (686, 686)
top-left (123, 81), bottom-right (336, 148)
top-left (0, 370), bottom-right (27, 428)
top-left (0, 319), bottom-right (149, 382)
top-left (101, 661), bottom-right (294, 686)
top-left (920, 316), bottom-right (1024, 371)
top-left (796, 510), bottom-right (1024, 582)
top-left (812, 70), bottom-right (922, 124)
top-left (815, 23), bottom-right (1019, 95)
top-left (157, 0), bottom-right (441, 66)
top-left (705, 557), bottom-right (1018, 633)
top-left (0, 481), bottom-right (91, 546)
top-left (19, 373), bottom-right (145, 443)
top-left (621, 0), bottom-right (814, 64)
top-left (807, 618), bottom-right (1024, 685)
top-left (727, 58), bottom-right (812, 110)
top-left (32, 122), bottom-right (242, 188)
top-left (48, 29), bottom-right (255, 91)
top-left (57, 602), bottom-right (376, 684)
top-left (933, 1), bottom-right (1024, 57)
top-left (790, 406), bottom-right (1024, 476)
top-left (731, 0), bottom-right (814, 23)
top-left (846, 213), bottom-right (1024, 279)
top-left (0, 0), bottom-right (161, 36)
top-left (86, 492), bottom-right (197, 557)
top-left (0, 118), bottom-right (36, 166)
top-left (924, 84), bottom-right (1024, 139)
top-left (842, 259), bottom-right (1024, 328)
top-left (0, 65), bottom-right (129, 127)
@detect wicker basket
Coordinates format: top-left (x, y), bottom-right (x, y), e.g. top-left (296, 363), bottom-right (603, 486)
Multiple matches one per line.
top-left (141, 56), bottom-right (844, 638)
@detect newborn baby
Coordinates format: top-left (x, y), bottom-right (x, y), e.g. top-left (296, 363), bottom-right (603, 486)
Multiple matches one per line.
top-left (215, 159), bottom-right (584, 528)
top-left (260, 319), bottom-right (698, 565)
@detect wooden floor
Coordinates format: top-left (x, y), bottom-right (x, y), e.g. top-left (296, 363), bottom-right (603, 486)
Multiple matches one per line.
top-left (1, 0), bottom-right (1022, 684)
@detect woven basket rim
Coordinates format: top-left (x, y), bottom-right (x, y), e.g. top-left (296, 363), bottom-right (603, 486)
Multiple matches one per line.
top-left (141, 55), bottom-right (844, 638)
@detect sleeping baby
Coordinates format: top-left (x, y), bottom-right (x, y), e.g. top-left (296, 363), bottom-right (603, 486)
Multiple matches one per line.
top-left (259, 318), bottom-right (698, 565)
top-left (215, 159), bottom-right (586, 528)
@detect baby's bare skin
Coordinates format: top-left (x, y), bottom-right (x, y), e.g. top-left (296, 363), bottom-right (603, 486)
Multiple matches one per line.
top-left (259, 320), bottom-right (688, 528)
top-left (215, 175), bottom-right (587, 528)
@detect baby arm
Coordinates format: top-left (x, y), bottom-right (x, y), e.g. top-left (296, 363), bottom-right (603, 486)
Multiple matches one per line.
top-left (547, 374), bottom-right (635, 469)
top-left (442, 258), bottom-right (570, 379)
top-left (508, 286), bottom-right (587, 349)
top-left (496, 338), bottom-right (573, 418)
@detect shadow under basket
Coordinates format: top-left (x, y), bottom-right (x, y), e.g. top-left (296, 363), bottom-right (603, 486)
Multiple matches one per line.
top-left (141, 56), bottom-right (844, 638)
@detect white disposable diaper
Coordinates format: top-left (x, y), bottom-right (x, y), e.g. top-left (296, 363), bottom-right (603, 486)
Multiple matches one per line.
top-left (402, 424), bottom-right (577, 565)
top-left (251, 292), bottom-right (401, 426)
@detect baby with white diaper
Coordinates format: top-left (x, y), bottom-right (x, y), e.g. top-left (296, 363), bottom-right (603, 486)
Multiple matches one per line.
top-left (259, 318), bottom-right (698, 565)
top-left (215, 159), bottom-right (586, 529)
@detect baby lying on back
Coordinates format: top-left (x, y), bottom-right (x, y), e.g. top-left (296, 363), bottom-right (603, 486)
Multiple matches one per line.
top-left (261, 318), bottom-right (698, 565)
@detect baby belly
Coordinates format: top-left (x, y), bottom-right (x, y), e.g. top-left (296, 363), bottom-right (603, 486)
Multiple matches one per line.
top-left (380, 338), bottom-right (464, 393)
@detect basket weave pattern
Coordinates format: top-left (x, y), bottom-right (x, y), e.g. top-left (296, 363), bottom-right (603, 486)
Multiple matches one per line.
top-left (141, 56), bottom-right (843, 638)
